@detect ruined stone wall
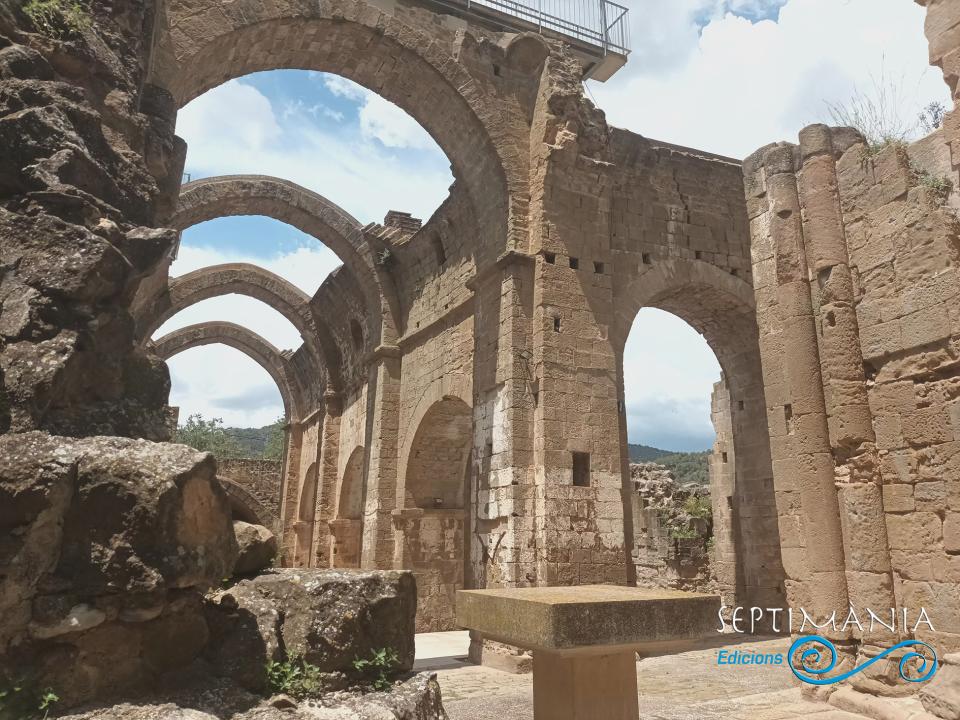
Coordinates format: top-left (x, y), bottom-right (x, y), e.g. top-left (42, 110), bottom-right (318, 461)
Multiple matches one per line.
top-left (218, 458), bottom-right (283, 523)
top-left (629, 463), bottom-right (713, 594)
top-left (745, 99), bottom-right (960, 687)
top-left (0, 0), bottom-right (183, 440)
top-left (393, 510), bottom-right (466, 633)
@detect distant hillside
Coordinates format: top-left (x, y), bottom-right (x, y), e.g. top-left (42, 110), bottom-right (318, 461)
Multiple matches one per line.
top-left (224, 426), bottom-right (273, 457)
top-left (628, 443), bottom-right (711, 486)
top-left (628, 444), bottom-right (670, 462)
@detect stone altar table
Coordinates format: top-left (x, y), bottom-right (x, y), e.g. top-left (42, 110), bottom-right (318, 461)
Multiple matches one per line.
top-left (457, 585), bottom-right (720, 720)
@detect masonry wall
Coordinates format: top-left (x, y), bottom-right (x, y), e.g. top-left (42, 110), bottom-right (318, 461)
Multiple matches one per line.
top-left (218, 458), bottom-right (282, 525)
top-left (745, 100), bottom-right (960, 690)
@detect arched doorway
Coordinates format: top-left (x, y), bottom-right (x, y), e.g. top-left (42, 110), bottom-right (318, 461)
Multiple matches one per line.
top-left (329, 445), bottom-right (365, 569)
top-left (614, 259), bottom-right (786, 611)
top-left (396, 396), bottom-right (473, 632)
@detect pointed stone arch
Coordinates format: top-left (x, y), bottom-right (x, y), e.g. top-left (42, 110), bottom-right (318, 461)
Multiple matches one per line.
top-left (149, 0), bottom-right (520, 257)
top-left (613, 258), bottom-right (785, 610)
top-left (152, 321), bottom-right (306, 421)
top-left (171, 175), bottom-right (400, 343)
top-left (137, 262), bottom-right (343, 391)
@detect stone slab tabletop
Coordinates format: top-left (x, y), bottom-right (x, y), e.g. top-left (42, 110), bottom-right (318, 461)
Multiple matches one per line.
top-left (457, 585), bottom-right (720, 653)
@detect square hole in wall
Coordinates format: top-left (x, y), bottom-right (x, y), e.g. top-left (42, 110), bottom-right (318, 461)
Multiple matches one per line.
top-left (553, 316), bottom-right (561, 332)
top-left (569, 257), bottom-right (580, 269)
top-left (695, 251), bottom-right (703, 260)
top-left (544, 252), bottom-right (556, 264)
top-left (642, 253), bottom-right (652, 265)
top-left (738, 400), bottom-right (745, 410)
top-left (594, 261), bottom-right (604, 274)
top-left (722, 451), bottom-right (728, 463)
top-left (572, 452), bottom-right (591, 487)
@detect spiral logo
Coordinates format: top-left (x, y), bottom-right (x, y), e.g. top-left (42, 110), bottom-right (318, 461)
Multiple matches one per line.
top-left (787, 635), bottom-right (939, 685)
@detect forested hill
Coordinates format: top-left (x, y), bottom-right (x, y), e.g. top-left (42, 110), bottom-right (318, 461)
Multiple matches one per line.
top-left (628, 443), bottom-right (711, 486)
top-left (224, 426), bottom-right (274, 457)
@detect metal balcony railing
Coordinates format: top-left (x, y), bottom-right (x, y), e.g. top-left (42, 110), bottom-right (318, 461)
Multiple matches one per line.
top-left (450, 0), bottom-right (630, 56)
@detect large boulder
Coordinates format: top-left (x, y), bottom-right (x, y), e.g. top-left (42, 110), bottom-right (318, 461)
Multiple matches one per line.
top-left (233, 521), bottom-right (278, 575)
top-left (205, 569), bottom-right (417, 692)
top-left (921, 652), bottom-right (960, 719)
top-left (59, 673), bottom-right (448, 720)
top-left (0, 432), bottom-right (237, 705)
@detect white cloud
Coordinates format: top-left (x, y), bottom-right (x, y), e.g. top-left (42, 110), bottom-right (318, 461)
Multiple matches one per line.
top-left (169, 243), bottom-right (342, 296)
top-left (177, 81), bottom-right (281, 151)
top-left (590, 0), bottom-right (950, 159)
top-left (168, 347), bottom-right (282, 428)
top-left (323, 74), bottom-right (437, 150)
top-left (359, 92), bottom-right (438, 150)
top-left (156, 243), bottom-right (343, 427)
top-left (176, 79), bottom-right (452, 224)
top-left (623, 309), bottom-right (721, 450)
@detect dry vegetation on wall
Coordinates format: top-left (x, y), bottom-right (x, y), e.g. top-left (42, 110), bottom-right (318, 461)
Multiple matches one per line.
top-left (22, 0), bottom-right (89, 37)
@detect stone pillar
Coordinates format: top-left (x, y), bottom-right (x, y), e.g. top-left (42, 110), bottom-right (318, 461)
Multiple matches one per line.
top-left (795, 125), bottom-right (908, 694)
top-left (466, 255), bottom-right (538, 668)
top-left (468, 254), bottom-right (537, 592)
top-left (278, 421), bottom-right (304, 565)
top-left (796, 126), bottom-right (897, 655)
top-left (311, 390), bottom-right (342, 567)
top-left (708, 377), bottom-right (740, 606)
top-left (360, 345), bottom-right (402, 569)
top-left (761, 145), bottom-right (851, 644)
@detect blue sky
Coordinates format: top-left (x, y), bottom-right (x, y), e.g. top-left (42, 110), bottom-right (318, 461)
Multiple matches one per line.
top-left (163, 0), bottom-right (948, 452)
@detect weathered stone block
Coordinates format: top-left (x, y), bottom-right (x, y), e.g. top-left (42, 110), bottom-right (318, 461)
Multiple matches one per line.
top-left (205, 569), bottom-right (417, 692)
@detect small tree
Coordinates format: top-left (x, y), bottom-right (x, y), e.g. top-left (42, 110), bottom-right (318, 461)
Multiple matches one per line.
top-left (263, 416), bottom-right (286, 461)
top-left (919, 100), bottom-right (947, 134)
top-left (174, 414), bottom-right (243, 459)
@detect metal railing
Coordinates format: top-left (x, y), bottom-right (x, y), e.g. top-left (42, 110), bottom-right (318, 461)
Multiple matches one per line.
top-left (453, 0), bottom-right (630, 56)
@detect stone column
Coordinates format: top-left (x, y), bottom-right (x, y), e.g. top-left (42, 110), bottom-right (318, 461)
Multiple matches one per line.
top-left (796, 125), bottom-right (897, 615)
top-left (278, 420), bottom-right (304, 565)
top-left (708, 377), bottom-right (740, 606)
top-left (360, 345), bottom-right (402, 569)
top-left (466, 255), bottom-right (538, 669)
top-left (762, 145), bottom-right (851, 643)
top-left (468, 253), bottom-right (537, 592)
top-left (311, 389), bottom-right (342, 568)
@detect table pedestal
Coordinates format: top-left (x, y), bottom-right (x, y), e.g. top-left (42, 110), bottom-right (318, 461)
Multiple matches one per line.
top-left (532, 648), bottom-right (639, 720)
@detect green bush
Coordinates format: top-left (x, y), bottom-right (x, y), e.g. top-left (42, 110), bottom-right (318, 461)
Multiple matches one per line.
top-left (913, 166), bottom-right (954, 203)
top-left (352, 647), bottom-right (400, 691)
top-left (23, 0), bottom-right (90, 38)
top-left (683, 495), bottom-right (712, 520)
top-left (265, 655), bottom-right (324, 699)
top-left (668, 525), bottom-right (699, 540)
top-left (0, 681), bottom-right (59, 720)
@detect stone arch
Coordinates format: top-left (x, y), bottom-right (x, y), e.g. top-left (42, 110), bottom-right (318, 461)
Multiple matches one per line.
top-left (150, 0), bottom-right (517, 255)
top-left (398, 374), bottom-right (473, 508)
top-left (220, 477), bottom-right (277, 530)
top-left (138, 262), bottom-right (343, 391)
top-left (152, 321), bottom-right (306, 421)
top-left (330, 445), bottom-right (365, 569)
top-left (403, 396), bottom-right (473, 509)
top-left (613, 259), bottom-right (786, 610)
top-left (172, 175), bottom-right (399, 343)
top-left (338, 445), bottom-right (365, 521)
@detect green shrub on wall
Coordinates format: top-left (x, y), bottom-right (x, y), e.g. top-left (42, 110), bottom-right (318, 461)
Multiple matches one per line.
top-left (23, 0), bottom-right (91, 38)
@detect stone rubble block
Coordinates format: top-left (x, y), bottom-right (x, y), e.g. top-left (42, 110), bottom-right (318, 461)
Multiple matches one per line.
top-left (233, 520), bottom-right (279, 575)
top-left (204, 569), bottom-right (417, 692)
